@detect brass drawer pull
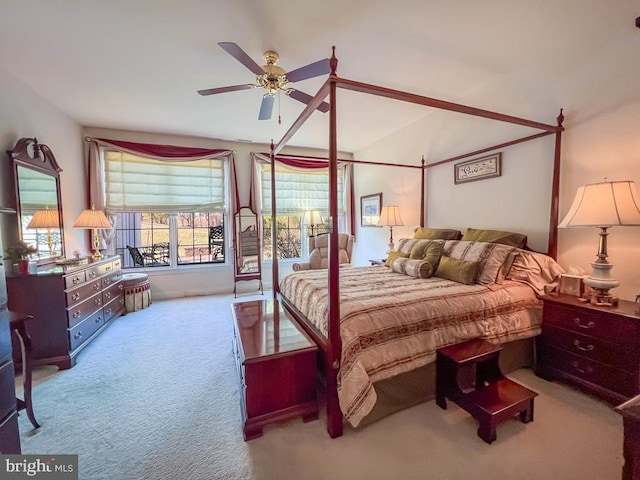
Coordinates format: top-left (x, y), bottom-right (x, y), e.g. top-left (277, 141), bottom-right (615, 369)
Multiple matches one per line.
top-left (72, 292), bottom-right (80, 301)
top-left (106, 266), bottom-right (112, 272)
top-left (104, 279), bottom-right (111, 285)
top-left (74, 331), bottom-right (83, 339)
top-left (573, 317), bottom-right (595, 329)
top-left (95, 299), bottom-right (102, 306)
top-left (573, 339), bottom-right (594, 352)
top-left (93, 284), bottom-right (100, 290)
top-left (105, 292), bottom-right (112, 299)
top-left (72, 311), bottom-right (81, 319)
top-left (88, 271), bottom-right (96, 278)
top-left (105, 308), bottom-right (112, 315)
top-left (95, 317), bottom-right (102, 324)
top-left (72, 276), bottom-right (81, 285)
top-left (570, 360), bottom-right (593, 374)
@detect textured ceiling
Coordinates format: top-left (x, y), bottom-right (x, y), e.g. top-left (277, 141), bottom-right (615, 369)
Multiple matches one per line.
top-left (0, 0), bottom-right (638, 153)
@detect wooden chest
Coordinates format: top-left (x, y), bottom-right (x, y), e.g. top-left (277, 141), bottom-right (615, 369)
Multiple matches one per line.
top-left (231, 300), bottom-right (318, 440)
top-left (537, 293), bottom-right (640, 403)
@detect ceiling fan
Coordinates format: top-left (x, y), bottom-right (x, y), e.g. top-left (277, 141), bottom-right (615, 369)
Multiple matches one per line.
top-left (198, 42), bottom-right (331, 121)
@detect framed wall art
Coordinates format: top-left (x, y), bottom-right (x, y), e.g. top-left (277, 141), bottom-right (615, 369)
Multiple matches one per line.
top-left (454, 152), bottom-right (502, 184)
top-left (360, 192), bottom-right (382, 227)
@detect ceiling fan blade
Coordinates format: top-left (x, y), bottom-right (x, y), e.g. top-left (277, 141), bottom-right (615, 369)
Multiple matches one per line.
top-left (218, 42), bottom-right (264, 76)
top-left (286, 58), bottom-right (330, 83)
top-left (258, 96), bottom-right (275, 120)
top-left (197, 84), bottom-right (253, 96)
top-left (288, 89), bottom-right (330, 113)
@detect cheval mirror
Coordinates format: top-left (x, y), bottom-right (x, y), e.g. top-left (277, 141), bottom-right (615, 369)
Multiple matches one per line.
top-left (233, 206), bottom-right (263, 297)
top-left (8, 137), bottom-right (65, 264)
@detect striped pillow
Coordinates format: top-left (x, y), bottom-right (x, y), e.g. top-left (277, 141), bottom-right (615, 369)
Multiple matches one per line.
top-left (443, 240), bottom-right (515, 285)
top-left (391, 257), bottom-right (437, 279)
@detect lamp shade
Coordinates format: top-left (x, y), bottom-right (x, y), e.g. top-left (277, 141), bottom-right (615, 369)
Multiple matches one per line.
top-left (377, 206), bottom-right (404, 227)
top-left (73, 206), bottom-right (112, 229)
top-left (559, 180), bottom-right (640, 228)
top-left (302, 210), bottom-right (323, 225)
top-left (27, 207), bottom-right (59, 229)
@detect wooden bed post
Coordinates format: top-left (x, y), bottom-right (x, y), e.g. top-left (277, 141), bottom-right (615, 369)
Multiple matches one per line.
top-left (548, 109), bottom-right (564, 259)
top-left (420, 156), bottom-right (425, 228)
top-left (270, 141), bottom-right (279, 299)
top-left (326, 47), bottom-right (343, 438)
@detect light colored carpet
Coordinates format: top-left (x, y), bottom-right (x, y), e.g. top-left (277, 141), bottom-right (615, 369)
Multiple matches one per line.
top-left (16, 293), bottom-right (624, 480)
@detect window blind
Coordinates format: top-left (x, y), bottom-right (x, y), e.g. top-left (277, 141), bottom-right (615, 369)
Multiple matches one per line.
top-left (104, 150), bottom-right (225, 213)
top-left (261, 163), bottom-right (344, 216)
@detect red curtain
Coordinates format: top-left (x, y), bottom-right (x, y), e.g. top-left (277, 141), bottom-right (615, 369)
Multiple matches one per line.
top-left (97, 138), bottom-right (229, 159)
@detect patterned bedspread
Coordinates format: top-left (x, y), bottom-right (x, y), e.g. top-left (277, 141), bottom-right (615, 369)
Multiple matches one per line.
top-left (280, 265), bottom-right (542, 427)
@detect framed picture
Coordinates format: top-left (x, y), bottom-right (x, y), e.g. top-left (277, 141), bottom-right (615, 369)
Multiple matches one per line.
top-left (361, 193), bottom-right (382, 227)
top-left (454, 152), bottom-right (502, 184)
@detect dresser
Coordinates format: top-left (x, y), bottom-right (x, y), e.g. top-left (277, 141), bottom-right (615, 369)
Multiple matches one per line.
top-left (537, 293), bottom-right (640, 404)
top-left (231, 300), bottom-right (318, 440)
top-left (7, 256), bottom-right (125, 370)
top-left (0, 207), bottom-right (21, 453)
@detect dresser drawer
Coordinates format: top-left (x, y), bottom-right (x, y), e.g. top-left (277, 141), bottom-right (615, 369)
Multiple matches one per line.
top-left (540, 324), bottom-right (637, 370)
top-left (69, 310), bottom-right (105, 351)
top-left (102, 281), bottom-right (124, 305)
top-left (64, 271), bottom-right (86, 289)
top-left (103, 295), bottom-right (125, 323)
top-left (67, 293), bottom-right (104, 328)
top-left (102, 270), bottom-right (122, 289)
top-left (66, 278), bottom-right (102, 306)
top-left (0, 411), bottom-right (20, 454)
top-left (540, 345), bottom-right (637, 398)
top-left (544, 302), bottom-right (637, 347)
top-left (0, 361), bottom-right (16, 419)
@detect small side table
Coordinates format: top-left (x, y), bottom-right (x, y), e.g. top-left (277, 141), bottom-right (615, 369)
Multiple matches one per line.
top-left (368, 259), bottom-right (386, 266)
top-left (9, 311), bottom-right (40, 429)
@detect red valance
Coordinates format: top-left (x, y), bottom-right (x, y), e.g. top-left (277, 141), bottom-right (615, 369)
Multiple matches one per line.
top-left (97, 138), bottom-right (229, 159)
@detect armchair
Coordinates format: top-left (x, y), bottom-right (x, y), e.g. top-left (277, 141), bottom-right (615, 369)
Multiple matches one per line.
top-left (292, 233), bottom-right (354, 271)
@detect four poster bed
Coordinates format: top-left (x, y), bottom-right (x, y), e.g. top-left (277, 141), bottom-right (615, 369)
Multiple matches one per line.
top-left (269, 47), bottom-right (565, 438)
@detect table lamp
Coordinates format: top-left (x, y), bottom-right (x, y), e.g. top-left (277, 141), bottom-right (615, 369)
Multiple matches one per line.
top-left (26, 206), bottom-right (59, 256)
top-left (377, 205), bottom-right (404, 252)
top-left (559, 180), bottom-right (640, 306)
top-left (302, 210), bottom-right (323, 237)
top-left (73, 205), bottom-right (112, 260)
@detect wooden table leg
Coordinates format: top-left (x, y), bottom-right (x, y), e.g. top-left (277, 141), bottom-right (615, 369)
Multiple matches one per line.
top-left (12, 320), bottom-right (40, 429)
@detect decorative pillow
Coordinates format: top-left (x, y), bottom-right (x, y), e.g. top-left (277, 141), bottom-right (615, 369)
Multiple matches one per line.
top-left (414, 227), bottom-right (461, 240)
top-left (391, 257), bottom-right (437, 279)
top-left (461, 228), bottom-right (527, 249)
top-left (434, 256), bottom-right (480, 285)
top-left (495, 250), bottom-right (520, 284)
top-left (410, 241), bottom-right (443, 270)
top-left (384, 251), bottom-right (409, 267)
top-left (443, 240), bottom-right (515, 285)
top-left (396, 238), bottom-right (444, 255)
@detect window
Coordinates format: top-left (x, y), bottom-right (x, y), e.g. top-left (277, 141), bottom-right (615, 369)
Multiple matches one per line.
top-left (260, 162), bottom-right (345, 259)
top-left (104, 149), bottom-right (227, 269)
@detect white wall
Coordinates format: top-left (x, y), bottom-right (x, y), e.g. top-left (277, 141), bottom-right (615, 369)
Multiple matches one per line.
top-left (0, 66), bottom-right (88, 256)
top-left (353, 96), bottom-right (640, 301)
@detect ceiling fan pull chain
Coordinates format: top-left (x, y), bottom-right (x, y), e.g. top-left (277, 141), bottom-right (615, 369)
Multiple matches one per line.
top-left (278, 90), bottom-right (282, 125)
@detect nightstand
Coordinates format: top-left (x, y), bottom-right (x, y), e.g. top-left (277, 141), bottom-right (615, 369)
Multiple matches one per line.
top-left (536, 293), bottom-right (640, 404)
top-left (368, 259), bottom-right (386, 266)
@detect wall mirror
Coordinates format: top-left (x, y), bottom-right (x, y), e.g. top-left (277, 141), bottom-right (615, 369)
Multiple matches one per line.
top-left (233, 206), bottom-right (263, 297)
top-left (8, 137), bottom-right (65, 263)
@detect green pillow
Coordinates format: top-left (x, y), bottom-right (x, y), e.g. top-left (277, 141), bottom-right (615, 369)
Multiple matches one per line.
top-left (461, 228), bottom-right (527, 248)
top-left (410, 241), bottom-right (443, 271)
top-left (414, 227), bottom-right (461, 240)
top-left (435, 256), bottom-right (481, 285)
top-left (384, 251), bottom-right (409, 267)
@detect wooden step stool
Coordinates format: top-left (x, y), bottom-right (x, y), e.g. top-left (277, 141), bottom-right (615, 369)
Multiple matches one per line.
top-left (436, 338), bottom-right (537, 444)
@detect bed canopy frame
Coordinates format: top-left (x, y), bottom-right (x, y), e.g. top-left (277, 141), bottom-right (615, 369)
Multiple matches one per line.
top-left (269, 47), bottom-right (564, 438)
